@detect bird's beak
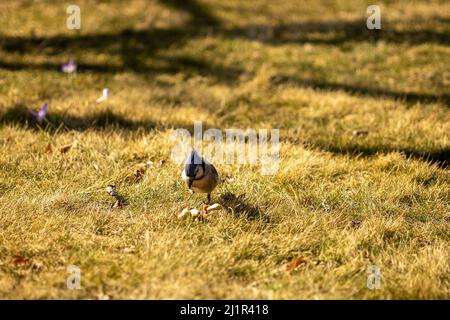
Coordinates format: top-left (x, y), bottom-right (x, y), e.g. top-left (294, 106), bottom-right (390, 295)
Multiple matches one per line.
top-left (188, 178), bottom-right (194, 189)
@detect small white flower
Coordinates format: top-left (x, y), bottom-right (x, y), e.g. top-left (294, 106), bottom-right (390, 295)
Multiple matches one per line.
top-left (96, 88), bottom-right (109, 103)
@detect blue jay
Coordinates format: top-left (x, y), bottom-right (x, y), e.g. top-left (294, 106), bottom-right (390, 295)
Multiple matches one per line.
top-left (181, 149), bottom-right (219, 204)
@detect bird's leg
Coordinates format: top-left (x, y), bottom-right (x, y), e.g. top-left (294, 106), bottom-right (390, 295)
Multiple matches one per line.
top-left (206, 193), bottom-right (211, 205)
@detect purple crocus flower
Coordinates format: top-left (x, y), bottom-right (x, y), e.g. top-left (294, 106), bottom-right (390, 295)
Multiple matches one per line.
top-left (30, 102), bottom-right (48, 123)
top-left (62, 59), bottom-right (77, 73)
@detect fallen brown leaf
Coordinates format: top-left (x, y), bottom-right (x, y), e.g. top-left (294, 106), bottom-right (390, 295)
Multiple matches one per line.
top-left (60, 141), bottom-right (78, 154)
top-left (286, 256), bottom-right (307, 271)
top-left (44, 143), bottom-right (53, 154)
top-left (60, 144), bottom-right (72, 154)
top-left (134, 165), bottom-right (146, 178)
top-left (12, 255), bottom-right (31, 267)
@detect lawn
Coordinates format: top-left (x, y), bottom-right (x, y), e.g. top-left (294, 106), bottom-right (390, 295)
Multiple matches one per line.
top-left (0, 0), bottom-right (449, 299)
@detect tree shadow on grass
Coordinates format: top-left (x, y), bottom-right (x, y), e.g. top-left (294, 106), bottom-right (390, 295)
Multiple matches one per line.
top-left (0, 15), bottom-right (448, 85)
top-left (0, 0), bottom-right (448, 115)
top-left (0, 22), bottom-right (446, 111)
top-left (159, 0), bottom-right (220, 26)
top-left (222, 20), bottom-right (450, 46)
top-left (0, 0), bottom-right (232, 82)
top-left (0, 103), bottom-right (189, 133)
top-left (1, 18), bottom-right (448, 56)
top-left (0, 55), bottom-right (243, 84)
top-left (269, 75), bottom-right (450, 107)
top-left (306, 141), bottom-right (450, 169)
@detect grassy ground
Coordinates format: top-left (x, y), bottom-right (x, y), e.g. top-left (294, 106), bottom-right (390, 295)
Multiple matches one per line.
top-left (0, 0), bottom-right (449, 299)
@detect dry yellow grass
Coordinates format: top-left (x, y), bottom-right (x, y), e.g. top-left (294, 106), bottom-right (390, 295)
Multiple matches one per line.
top-left (0, 0), bottom-right (449, 299)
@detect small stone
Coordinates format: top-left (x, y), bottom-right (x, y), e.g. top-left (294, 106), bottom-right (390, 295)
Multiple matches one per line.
top-left (106, 184), bottom-right (117, 197)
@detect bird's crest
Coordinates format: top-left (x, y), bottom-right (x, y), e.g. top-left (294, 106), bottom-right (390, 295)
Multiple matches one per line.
top-left (184, 149), bottom-right (204, 177)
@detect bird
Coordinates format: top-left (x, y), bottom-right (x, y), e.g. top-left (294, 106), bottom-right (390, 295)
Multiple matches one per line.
top-left (181, 149), bottom-right (219, 204)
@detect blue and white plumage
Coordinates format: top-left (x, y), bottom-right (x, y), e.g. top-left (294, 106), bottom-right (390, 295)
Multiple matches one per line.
top-left (181, 149), bottom-right (219, 204)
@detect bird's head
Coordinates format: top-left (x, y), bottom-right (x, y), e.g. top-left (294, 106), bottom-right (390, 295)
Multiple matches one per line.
top-left (184, 149), bottom-right (205, 188)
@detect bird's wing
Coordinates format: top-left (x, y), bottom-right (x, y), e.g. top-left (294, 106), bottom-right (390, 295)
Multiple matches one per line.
top-left (210, 164), bottom-right (219, 179)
